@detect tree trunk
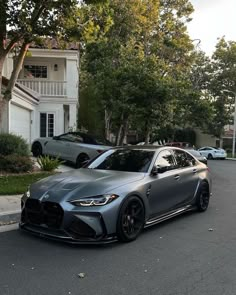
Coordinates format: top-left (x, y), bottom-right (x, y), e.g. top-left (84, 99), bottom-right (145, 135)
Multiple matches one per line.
top-left (116, 123), bottom-right (123, 146)
top-left (144, 120), bottom-right (151, 144)
top-left (119, 117), bottom-right (129, 145)
top-left (0, 51), bottom-right (7, 99)
top-left (3, 42), bottom-right (30, 101)
top-left (0, 51), bottom-right (7, 127)
top-left (104, 109), bottom-right (112, 141)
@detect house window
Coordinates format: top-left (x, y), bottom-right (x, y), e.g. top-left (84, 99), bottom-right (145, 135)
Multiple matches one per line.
top-left (24, 65), bottom-right (47, 78)
top-left (40, 113), bottom-right (54, 137)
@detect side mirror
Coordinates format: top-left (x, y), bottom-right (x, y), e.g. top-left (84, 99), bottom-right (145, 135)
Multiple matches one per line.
top-left (53, 136), bottom-right (59, 140)
top-left (151, 165), bottom-right (158, 176)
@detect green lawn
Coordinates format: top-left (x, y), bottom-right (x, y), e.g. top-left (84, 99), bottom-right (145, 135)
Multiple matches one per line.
top-left (0, 172), bottom-right (55, 195)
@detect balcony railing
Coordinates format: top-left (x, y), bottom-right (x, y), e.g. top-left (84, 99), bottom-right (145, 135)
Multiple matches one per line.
top-left (17, 79), bottom-right (67, 97)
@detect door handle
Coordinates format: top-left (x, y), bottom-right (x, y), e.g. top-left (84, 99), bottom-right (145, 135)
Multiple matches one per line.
top-left (174, 174), bottom-right (180, 180)
top-left (192, 168), bottom-right (197, 173)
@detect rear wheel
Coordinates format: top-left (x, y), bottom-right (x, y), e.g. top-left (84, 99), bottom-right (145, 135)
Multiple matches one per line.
top-left (75, 153), bottom-right (89, 168)
top-left (196, 182), bottom-right (210, 212)
top-left (32, 142), bottom-right (42, 157)
top-left (117, 196), bottom-right (145, 242)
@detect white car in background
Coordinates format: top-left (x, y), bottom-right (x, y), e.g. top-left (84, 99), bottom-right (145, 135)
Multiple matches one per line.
top-left (198, 147), bottom-right (227, 160)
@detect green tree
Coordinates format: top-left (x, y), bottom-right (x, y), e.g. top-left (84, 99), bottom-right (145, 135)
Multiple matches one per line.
top-left (207, 38), bottom-right (236, 143)
top-left (80, 0), bottom-right (195, 144)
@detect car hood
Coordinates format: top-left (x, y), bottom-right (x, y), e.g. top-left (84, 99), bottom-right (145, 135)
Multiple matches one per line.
top-left (29, 169), bottom-right (145, 202)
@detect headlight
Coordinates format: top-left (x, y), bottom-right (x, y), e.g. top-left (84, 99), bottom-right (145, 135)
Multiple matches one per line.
top-left (70, 194), bottom-right (119, 207)
top-left (25, 186), bottom-right (30, 198)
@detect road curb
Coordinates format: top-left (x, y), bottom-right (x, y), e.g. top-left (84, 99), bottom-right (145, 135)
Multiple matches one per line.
top-left (0, 210), bottom-right (20, 226)
top-left (226, 158), bottom-right (236, 161)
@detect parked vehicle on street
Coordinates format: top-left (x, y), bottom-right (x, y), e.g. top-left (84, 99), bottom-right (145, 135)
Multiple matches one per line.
top-left (20, 146), bottom-right (212, 244)
top-left (185, 149), bottom-right (208, 165)
top-left (198, 147), bottom-right (227, 160)
top-left (31, 132), bottom-right (112, 167)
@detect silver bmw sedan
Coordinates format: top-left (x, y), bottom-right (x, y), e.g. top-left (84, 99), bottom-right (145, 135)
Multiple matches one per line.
top-left (20, 146), bottom-right (212, 244)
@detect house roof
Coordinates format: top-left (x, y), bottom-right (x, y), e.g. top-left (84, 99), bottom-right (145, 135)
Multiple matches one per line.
top-left (1, 76), bottom-right (39, 102)
top-left (29, 39), bottom-right (79, 50)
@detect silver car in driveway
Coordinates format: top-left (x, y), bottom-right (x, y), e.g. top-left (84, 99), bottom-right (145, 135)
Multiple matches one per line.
top-left (31, 132), bottom-right (111, 167)
top-left (20, 146), bottom-right (212, 244)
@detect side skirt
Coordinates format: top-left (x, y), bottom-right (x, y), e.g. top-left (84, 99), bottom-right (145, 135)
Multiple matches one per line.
top-left (144, 205), bottom-right (195, 228)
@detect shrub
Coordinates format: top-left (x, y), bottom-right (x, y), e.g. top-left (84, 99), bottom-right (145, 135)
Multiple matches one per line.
top-left (37, 155), bottom-right (63, 172)
top-left (0, 133), bottom-right (29, 156)
top-left (0, 155), bottom-right (33, 173)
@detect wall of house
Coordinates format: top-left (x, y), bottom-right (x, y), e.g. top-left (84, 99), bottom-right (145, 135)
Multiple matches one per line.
top-left (35, 102), bottom-right (77, 138)
top-left (2, 54), bottom-right (14, 79)
top-left (19, 57), bottom-right (65, 81)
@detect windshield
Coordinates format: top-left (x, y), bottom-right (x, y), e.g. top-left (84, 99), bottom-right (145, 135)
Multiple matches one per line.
top-left (88, 149), bottom-right (155, 172)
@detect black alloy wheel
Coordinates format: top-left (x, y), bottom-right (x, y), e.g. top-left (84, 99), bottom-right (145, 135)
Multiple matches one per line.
top-left (208, 153), bottom-right (213, 160)
top-left (117, 196), bottom-right (145, 242)
top-left (32, 142), bottom-right (42, 157)
top-left (196, 183), bottom-right (210, 212)
top-left (75, 153), bottom-right (89, 168)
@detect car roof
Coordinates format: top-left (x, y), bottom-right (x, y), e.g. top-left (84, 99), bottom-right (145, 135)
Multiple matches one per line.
top-left (111, 145), bottom-right (192, 152)
top-left (111, 145), bottom-right (164, 151)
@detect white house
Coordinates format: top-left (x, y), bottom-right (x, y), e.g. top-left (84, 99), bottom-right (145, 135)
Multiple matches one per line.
top-left (0, 43), bottom-right (79, 143)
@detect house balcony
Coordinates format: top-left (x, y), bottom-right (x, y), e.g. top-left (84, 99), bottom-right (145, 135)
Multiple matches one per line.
top-left (17, 79), bottom-right (67, 97)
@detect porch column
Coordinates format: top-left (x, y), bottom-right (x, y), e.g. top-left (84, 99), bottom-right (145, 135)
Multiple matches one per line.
top-left (69, 104), bottom-right (77, 130)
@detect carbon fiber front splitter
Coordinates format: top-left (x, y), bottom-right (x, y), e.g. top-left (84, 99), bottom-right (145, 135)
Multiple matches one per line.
top-left (19, 223), bottom-right (118, 245)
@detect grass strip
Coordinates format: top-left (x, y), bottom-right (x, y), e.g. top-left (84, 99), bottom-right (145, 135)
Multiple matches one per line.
top-left (0, 172), bottom-right (55, 195)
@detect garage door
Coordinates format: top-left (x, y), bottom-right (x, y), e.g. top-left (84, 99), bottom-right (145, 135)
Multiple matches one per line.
top-left (10, 104), bottom-right (31, 143)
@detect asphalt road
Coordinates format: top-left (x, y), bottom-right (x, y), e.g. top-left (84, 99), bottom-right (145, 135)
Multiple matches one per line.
top-left (1, 160), bottom-right (236, 295)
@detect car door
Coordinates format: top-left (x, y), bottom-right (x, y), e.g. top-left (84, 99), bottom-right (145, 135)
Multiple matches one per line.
top-left (171, 149), bottom-right (200, 206)
top-left (148, 149), bottom-right (181, 217)
top-left (44, 134), bottom-right (75, 160)
top-left (199, 147), bottom-right (210, 158)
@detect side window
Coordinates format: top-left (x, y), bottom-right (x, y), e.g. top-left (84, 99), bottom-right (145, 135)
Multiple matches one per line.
top-left (155, 150), bottom-right (176, 171)
top-left (173, 150), bottom-right (195, 168)
top-left (58, 134), bottom-right (83, 143)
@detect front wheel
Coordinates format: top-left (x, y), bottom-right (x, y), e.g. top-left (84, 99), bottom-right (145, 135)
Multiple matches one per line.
top-left (196, 183), bottom-right (210, 212)
top-left (117, 196), bottom-right (145, 242)
top-left (208, 153), bottom-right (213, 160)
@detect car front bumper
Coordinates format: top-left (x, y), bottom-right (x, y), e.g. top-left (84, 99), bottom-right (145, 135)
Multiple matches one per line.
top-left (20, 198), bottom-right (119, 244)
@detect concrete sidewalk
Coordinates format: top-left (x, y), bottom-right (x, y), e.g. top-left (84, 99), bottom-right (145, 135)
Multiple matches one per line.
top-left (0, 195), bottom-right (22, 225)
top-left (0, 163), bottom-right (75, 226)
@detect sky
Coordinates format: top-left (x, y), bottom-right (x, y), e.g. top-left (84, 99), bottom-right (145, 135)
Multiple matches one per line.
top-left (188, 0), bottom-right (236, 55)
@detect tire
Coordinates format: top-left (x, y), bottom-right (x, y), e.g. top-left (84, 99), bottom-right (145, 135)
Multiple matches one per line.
top-left (208, 153), bottom-right (213, 160)
top-left (117, 196), bottom-right (145, 242)
top-left (75, 153), bottom-right (89, 168)
top-left (196, 182), bottom-right (210, 212)
top-left (32, 142), bottom-right (42, 157)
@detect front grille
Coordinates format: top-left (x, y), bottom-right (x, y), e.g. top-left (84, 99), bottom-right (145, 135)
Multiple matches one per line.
top-left (43, 202), bottom-right (64, 229)
top-left (25, 199), bottom-right (42, 225)
top-left (25, 199), bottom-right (41, 211)
top-left (24, 199), bottom-right (63, 229)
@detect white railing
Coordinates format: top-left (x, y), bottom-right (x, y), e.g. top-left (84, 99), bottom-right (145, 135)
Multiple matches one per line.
top-left (17, 79), bottom-right (67, 97)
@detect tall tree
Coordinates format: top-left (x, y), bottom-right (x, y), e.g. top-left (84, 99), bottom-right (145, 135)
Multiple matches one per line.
top-left (207, 38), bottom-right (236, 143)
top-left (80, 0), bottom-right (195, 144)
